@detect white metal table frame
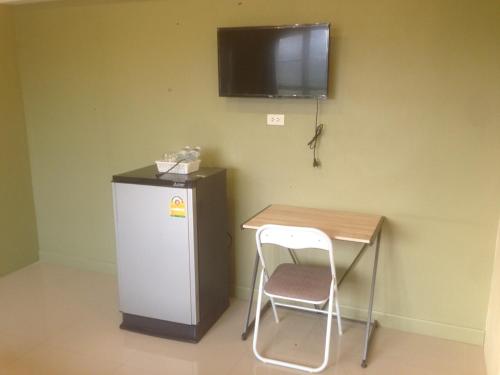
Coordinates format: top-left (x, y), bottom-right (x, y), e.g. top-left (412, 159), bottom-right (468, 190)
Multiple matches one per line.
top-left (240, 205), bottom-right (384, 368)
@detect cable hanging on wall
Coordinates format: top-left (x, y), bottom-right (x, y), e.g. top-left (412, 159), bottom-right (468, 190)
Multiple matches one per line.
top-left (307, 97), bottom-right (324, 168)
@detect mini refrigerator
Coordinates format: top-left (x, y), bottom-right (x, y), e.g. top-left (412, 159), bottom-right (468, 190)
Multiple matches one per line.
top-left (112, 165), bottom-right (229, 342)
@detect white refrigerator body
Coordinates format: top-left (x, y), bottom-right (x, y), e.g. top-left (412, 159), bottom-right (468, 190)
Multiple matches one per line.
top-left (112, 182), bottom-right (198, 325)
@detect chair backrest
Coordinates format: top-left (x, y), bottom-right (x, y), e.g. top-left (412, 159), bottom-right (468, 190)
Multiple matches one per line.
top-left (256, 224), bottom-right (336, 277)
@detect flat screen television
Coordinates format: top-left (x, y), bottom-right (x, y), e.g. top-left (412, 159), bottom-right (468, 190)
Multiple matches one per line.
top-left (217, 23), bottom-right (330, 99)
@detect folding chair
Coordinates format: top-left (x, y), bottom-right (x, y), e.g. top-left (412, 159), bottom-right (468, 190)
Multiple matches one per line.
top-left (252, 224), bottom-right (342, 373)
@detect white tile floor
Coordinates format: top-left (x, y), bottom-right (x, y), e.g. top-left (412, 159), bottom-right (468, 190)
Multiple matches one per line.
top-left (0, 262), bottom-right (486, 375)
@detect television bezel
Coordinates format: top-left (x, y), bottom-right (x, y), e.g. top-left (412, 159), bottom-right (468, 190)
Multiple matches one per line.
top-left (217, 23), bottom-right (331, 99)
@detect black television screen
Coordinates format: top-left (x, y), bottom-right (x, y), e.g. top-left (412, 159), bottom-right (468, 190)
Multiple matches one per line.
top-left (217, 23), bottom-right (330, 98)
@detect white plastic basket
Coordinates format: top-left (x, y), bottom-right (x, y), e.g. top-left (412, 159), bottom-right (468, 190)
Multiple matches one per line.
top-left (155, 159), bottom-right (201, 174)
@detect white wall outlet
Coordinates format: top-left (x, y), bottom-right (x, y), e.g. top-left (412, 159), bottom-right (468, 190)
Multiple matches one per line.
top-left (267, 114), bottom-right (285, 126)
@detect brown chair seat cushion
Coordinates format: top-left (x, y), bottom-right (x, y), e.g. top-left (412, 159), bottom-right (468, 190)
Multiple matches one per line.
top-left (264, 263), bottom-right (332, 303)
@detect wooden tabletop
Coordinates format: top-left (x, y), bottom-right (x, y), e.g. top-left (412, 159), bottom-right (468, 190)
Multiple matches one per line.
top-left (242, 204), bottom-right (384, 244)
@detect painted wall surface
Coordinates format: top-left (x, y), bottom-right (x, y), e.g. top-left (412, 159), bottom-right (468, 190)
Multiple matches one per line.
top-left (13, 0), bottom-right (500, 344)
top-left (485, 221), bottom-right (500, 375)
top-left (0, 5), bottom-right (38, 276)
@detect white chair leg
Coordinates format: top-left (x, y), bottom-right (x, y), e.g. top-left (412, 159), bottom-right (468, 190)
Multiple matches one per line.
top-left (264, 273), bottom-right (280, 323)
top-left (253, 271), bottom-right (266, 362)
top-left (253, 271), bottom-right (323, 373)
top-left (270, 296), bottom-right (280, 323)
top-left (315, 283), bottom-right (334, 373)
top-left (334, 284), bottom-right (342, 335)
top-left (253, 283), bottom-right (335, 373)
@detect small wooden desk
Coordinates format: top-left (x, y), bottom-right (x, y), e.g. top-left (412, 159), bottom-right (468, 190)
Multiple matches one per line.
top-left (241, 204), bottom-right (384, 368)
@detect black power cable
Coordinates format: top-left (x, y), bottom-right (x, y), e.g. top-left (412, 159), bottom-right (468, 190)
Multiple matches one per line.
top-left (307, 98), bottom-right (324, 167)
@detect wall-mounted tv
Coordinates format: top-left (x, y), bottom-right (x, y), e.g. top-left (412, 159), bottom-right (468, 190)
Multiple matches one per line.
top-left (217, 23), bottom-right (330, 99)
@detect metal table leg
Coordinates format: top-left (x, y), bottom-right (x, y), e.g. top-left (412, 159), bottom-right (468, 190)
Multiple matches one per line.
top-left (288, 248), bottom-right (300, 264)
top-left (361, 228), bottom-right (382, 368)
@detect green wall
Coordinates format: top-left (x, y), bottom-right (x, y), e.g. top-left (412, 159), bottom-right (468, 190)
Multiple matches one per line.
top-left (12, 0), bottom-right (500, 344)
top-left (0, 5), bottom-right (38, 276)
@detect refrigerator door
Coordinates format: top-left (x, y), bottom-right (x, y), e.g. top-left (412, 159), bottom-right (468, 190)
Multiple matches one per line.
top-left (113, 183), bottom-right (197, 325)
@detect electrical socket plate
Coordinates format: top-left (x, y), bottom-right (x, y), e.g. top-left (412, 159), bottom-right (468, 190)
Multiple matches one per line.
top-left (267, 114), bottom-right (285, 126)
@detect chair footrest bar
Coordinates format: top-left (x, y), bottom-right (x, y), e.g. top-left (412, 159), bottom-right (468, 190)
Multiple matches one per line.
top-left (275, 302), bottom-right (377, 328)
top-left (274, 302), bottom-right (335, 316)
top-left (259, 356), bottom-right (324, 373)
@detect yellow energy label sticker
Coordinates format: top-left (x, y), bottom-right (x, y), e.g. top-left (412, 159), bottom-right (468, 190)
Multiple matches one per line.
top-left (170, 196), bottom-right (186, 218)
